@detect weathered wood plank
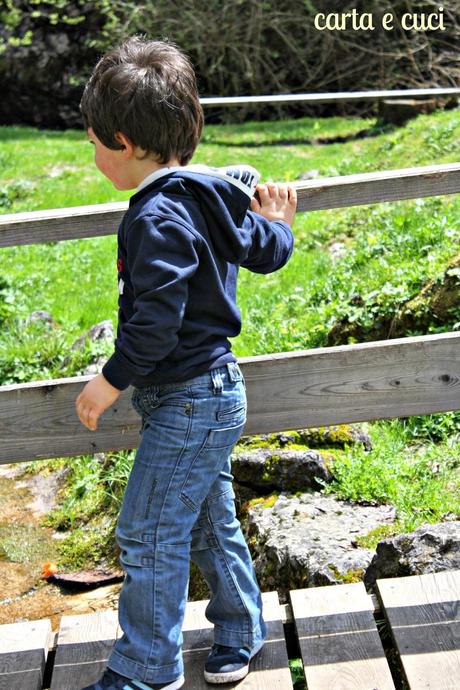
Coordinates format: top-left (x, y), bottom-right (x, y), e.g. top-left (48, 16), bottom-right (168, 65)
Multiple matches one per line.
top-left (181, 591), bottom-right (292, 689)
top-left (200, 87), bottom-right (460, 106)
top-left (1, 331), bottom-right (459, 464)
top-left (2, 163), bottom-right (460, 246)
top-left (0, 201), bottom-right (126, 247)
top-left (290, 583), bottom-right (395, 690)
top-left (377, 570), bottom-right (460, 690)
top-left (49, 610), bottom-right (120, 690)
top-left (48, 592), bottom-right (290, 690)
top-left (0, 618), bottom-right (52, 690)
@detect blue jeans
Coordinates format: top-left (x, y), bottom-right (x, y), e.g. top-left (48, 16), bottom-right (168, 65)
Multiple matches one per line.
top-left (108, 362), bottom-right (266, 684)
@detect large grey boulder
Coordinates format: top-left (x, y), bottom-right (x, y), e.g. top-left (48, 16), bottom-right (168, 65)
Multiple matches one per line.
top-left (245, 491), bottom-right (396, 594)
top-left (232, 448), bottom-right (333, 494)
top-left (364, 521), bottom-right (460, 587)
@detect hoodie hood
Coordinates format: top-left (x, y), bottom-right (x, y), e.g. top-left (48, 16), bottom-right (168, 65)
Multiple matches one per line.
top-left (130, 163), bottom-right (261, 263)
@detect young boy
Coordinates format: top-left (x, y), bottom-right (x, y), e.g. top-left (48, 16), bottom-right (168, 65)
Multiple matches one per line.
top-left (76, 36), bottom-right (296, 690)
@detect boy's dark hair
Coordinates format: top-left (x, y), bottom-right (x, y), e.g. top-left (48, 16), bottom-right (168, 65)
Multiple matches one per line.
top-left (80, 36), bottom-right (203, 166)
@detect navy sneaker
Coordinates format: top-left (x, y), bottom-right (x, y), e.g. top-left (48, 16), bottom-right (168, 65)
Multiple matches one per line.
top-left (204, 641), bottom-right (264, 684)
top-left (80, 668), bottom-right (185, 690)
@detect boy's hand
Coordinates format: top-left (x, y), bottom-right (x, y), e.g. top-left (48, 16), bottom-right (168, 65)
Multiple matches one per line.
top-left (251, 182), bottom-right (297, 227)
top-left (76, 373), bottom-right (121, 431)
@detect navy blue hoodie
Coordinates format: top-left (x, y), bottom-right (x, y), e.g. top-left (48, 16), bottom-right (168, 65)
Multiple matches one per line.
top-left (102, 164), bottom-right (294, 390)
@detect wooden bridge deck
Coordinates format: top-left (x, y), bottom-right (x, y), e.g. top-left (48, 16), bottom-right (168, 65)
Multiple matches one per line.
top-left (1, 571), bottom-right (459, 690)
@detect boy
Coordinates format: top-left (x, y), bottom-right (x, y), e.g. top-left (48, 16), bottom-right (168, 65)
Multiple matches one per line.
top-left (76, 36), bottom-right (296, 690)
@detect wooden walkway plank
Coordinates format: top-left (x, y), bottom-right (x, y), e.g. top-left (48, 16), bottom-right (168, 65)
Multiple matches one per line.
top-left (181, 591), bottom-right (292, 689)
top-left (290, 582), bottom-right (396, 690)
top-left (48, 592), bottom-right (291, 689)
top-left (0, 618), bottom-right (52, 690)
top-left (49, 610), bottom-right (120, 690)
top-left (377, 569), bottom-right (460, 690)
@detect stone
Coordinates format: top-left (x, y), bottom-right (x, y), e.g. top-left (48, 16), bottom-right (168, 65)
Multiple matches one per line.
top-left (327, 241), bottom-right (348, 262)
top-left (26, 310), bottom-right (55, 327)
top-left (232, 448), bottom-right (333, 493)
top-left (327, 253), bottom-right (460, 345)
top-left (364, 521), bottom-right (460, 588)
top-left (297, 170), bottom-right (320, 181)
top-left (71, 320), bottom-right (114, 351)
top-left (244, 491), bottom-right (396, 594)
top-left (389, 252), bottom-right (460, 338)
top-left (65, 320), bottom-right (114, 375)
top-left (239, 425), bottom-right (372, 451)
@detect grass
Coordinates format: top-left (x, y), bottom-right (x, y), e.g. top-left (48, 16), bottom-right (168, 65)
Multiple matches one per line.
top-left (0, 109), bottom-right (459, 567)
top-left (322, 420), bottom-right (460, 533)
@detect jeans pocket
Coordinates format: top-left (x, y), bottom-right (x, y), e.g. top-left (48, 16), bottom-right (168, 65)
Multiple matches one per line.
top-left (180, 423), bottom-right (244, 512)
top-left (216, 402), bottom-right (246, 423)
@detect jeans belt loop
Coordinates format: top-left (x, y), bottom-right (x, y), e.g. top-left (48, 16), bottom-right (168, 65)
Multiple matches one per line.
top-left (226, 362), bottom-right (238, 382)
top-left (211, 367), bottom-right (224, 395)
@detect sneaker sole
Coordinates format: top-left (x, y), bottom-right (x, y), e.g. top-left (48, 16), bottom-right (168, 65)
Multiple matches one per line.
top-left (203, 641), bottom-right (264, 684)
top-left (130, 675), bottom-right (185, 690)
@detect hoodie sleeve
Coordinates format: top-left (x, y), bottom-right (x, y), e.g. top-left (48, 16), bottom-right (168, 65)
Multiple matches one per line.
top-left (240, 210), bottom-right (294, 274)
top-left (102, 213), bottom-right (200, 390)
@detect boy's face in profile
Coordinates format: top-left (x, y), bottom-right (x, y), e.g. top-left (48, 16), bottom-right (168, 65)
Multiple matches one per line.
top-left (87, 127), bottom-right (132, 190)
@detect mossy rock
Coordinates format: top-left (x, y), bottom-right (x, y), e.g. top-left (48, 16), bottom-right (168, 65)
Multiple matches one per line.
top-left (392, 252), bottom-right (460, 335)
top-left (232, 448), bottom-right (333, 494)
top-left (327, 253), bottom-right (460, 345)
top-left (238, 425), bottom-right (371, 451)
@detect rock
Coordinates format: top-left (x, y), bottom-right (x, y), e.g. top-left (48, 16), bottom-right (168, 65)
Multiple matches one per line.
top-left (364, 521), bottom-right (460, 588)
top-left (239, 425), bottom-right (372, 452)
top-left (389, 253), bottom-right (460, 338)
top-left (327, 241), bottom-right (348, 262)
top-left (245, 492), bottom-right (396, 593)
top-left (71, 320), bottom-right (114, 351)
top-left (232, 448), bottom-right (332, 493)
top-left (297, 170), bottom-right (320, 181)
top-left (65, 320), bottom-right (114, 375)
top-left (26, 310), bottom-right (55, 327)
top-left (327, 253), bottom-right (460, 345)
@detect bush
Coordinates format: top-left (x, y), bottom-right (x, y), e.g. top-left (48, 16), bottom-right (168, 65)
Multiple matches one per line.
top-left (0, 0), bottom-right (459, 128)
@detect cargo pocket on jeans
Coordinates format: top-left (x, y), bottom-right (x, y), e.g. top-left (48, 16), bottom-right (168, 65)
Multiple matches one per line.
top-left (179, 424), bottom-right (244, 512)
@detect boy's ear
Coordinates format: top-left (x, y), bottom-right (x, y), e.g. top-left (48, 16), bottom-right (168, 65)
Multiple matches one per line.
top-left (114, 132), bottom-right (135, 158)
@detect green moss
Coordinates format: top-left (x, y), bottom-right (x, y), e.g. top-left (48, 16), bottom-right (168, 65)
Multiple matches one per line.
top-left (326, 563), bottom-right (365, 583)
top-left (246, 493), bottom-right (279, 510)
top-left (355, 523), bottom-right (400, 549)
top-left (338, 568), bottom-right (365, 584)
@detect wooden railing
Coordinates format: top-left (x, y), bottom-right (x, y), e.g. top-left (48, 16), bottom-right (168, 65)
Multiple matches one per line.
top-left (1, 164), bottom-right (459, 464)
top-left (199, 86), bottom-right (460, 107)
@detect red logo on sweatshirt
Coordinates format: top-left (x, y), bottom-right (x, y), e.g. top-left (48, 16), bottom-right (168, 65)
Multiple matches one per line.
top-left (117, 258), bottom-right (123, 273)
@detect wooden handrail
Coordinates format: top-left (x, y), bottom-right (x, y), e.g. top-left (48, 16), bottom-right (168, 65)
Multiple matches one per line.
top-left (1, 163), bottom-right (460, 247)
top-left (1, 332), bottom-right (459, 464)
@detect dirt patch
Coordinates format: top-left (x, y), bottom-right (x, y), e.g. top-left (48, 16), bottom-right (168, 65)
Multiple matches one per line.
top-left (0, 463), bottom-right (119, 631)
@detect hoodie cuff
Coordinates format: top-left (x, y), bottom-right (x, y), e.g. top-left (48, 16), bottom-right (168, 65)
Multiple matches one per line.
top-left (102, 352), bottom-right (133, 391)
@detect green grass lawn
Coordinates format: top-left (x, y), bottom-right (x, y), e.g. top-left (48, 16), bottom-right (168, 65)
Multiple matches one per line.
top-left (0, 110), bottom-right (458, 541)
